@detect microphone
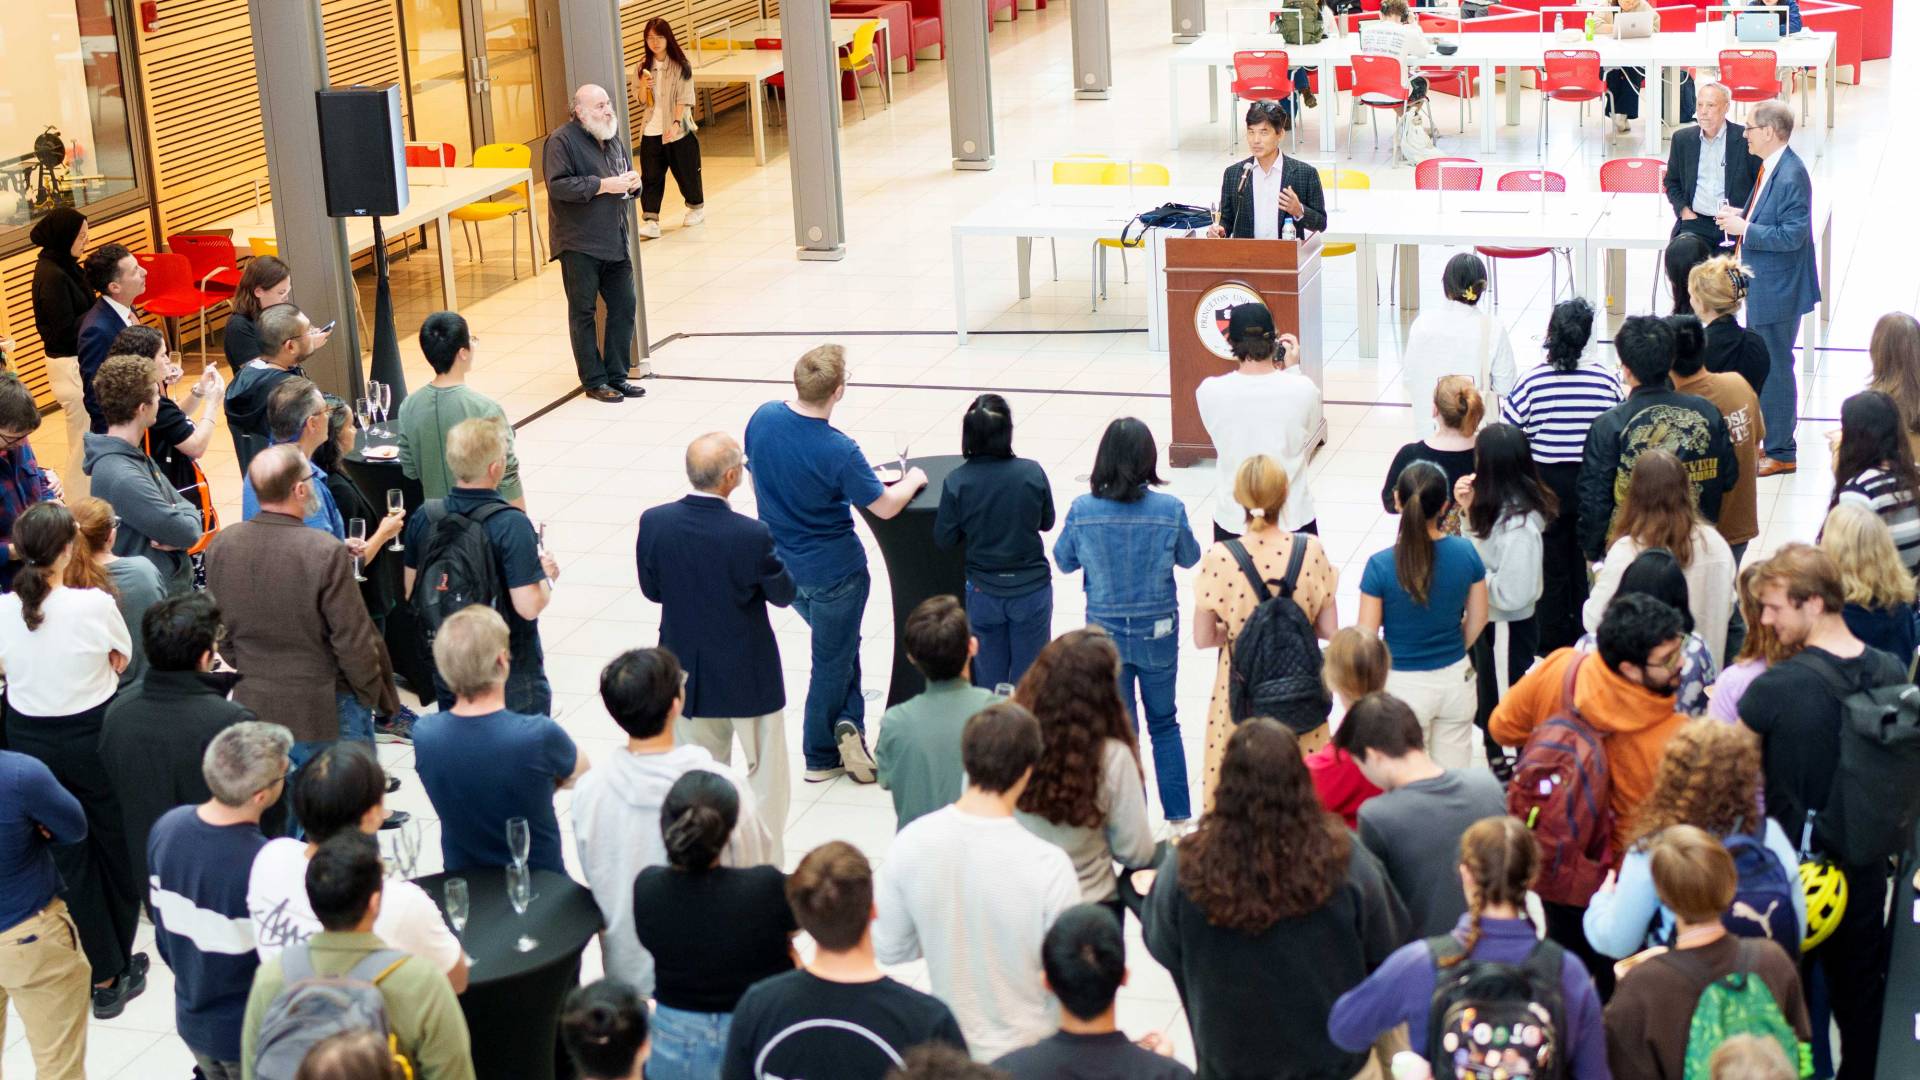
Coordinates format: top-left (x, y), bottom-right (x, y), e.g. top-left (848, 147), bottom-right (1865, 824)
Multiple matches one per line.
top-left (1231, 162), bottom-right (1252, 237)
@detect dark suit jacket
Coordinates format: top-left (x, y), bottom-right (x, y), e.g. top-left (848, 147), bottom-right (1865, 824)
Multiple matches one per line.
top-left (1218, 154), bottom-right (1328, 239)
top-left (204, 512), bottom-right (399, 743)
top-left (76, 297), bottom-right (133, 433)
top-left (1664, 121), bottom-right (1760, 224)
top-left (636, 494), bottom-right (794, 719)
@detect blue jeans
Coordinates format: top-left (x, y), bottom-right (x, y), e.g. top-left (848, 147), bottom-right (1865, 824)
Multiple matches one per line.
top-left (1753, 319), bottom-right (1801, 462)
top-left (647, 1005), bottom-right (732, 1080)
top-left (285, 693), bottom-right (376, 838)
top-left (792, 570), bottom-right (870, 770)
top-left (1098, 614), bottom-right (1191, 822)
top-left (967, 581), bottom-right (1053, 692)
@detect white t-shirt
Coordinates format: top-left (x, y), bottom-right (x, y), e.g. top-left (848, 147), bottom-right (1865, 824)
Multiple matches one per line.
top-left (1402, 299), bottom-right (1518, 440)
top-left (0, 588), bottom-right (130, 717)
top-left (873, 808), bottom-right (1081, 1062)
top-left (245, 838), bottom-right (462, 974)
top-left (643, 63), bottom-right (666, 138)
top-left (1195, 367), bottom-right (1323, 533)
top-left (1358, 20), bottom-right (1430, 63)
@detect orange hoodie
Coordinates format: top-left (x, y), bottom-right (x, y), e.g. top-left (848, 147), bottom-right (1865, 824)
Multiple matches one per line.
top-left (1490, 646), bottom-right (1686, 858)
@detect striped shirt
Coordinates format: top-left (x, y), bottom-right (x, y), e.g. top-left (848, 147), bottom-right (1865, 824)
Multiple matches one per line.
top-left (1501, 362), bottom-right (1625, 464)
top-left (1836, 468), bottom-right (1920, 577)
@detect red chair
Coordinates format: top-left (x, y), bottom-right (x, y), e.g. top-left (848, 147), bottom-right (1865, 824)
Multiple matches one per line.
top-left (135, 253), bottom-right (226, 366)
top-left (1414, 156), bottom-right (1481, 191)
top-left (1230, 51), bottom-right (1295, 149)
top-left (1414, 14), bottom-right (1474, 132)
top-left (405, 142), bottom-right (456, 169)
top-left (165, 233), bottom-right (241, 295)
top-left (1719, 49), bottom-right (1782, 117)
top-left (1539, 49), bottom-right (1607, 158)
top-left (1349, 54), bottom-right (1410, 152)
top-left (1600, 157), bottom-right (1670, 306)
top-left (1476, 170), bottom-right (1572, 306)
top-left (755, 38), bottom-right (788, 125)
top-left (904, 0), bottom-right (942, 60)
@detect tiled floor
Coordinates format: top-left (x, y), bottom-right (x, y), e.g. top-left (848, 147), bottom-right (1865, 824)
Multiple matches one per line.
top-left (9, 2), bottom-right (1918, 1074)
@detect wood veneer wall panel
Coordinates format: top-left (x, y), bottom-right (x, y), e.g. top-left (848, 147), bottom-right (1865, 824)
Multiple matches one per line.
top-left (1, 210), bottom-right (154, 407)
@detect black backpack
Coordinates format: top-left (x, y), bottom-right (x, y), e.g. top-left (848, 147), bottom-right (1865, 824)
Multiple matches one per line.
top-left (408, 500), bottom-right (511, 640)
top-left (1426, 935), bottom-right (1568, 1080)
top-left (1797, 650), bottom-right (1920, 865)
top-left (1224, 537), bottom-right (1331, 733)
top-left (1120, 204), bottom-right (1215, 246)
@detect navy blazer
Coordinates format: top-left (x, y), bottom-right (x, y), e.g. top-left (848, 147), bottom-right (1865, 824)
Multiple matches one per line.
top-left (1663, 121), bottom-right (1760, 223)
top-left (76, 297), bottom-right (133, 434)
top-left (636, 494), bottom-right (795, 719)
top-left (1740, 147), bottom-right (1821, 325)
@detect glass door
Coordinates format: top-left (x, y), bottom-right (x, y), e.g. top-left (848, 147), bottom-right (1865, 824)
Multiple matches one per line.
top-left (400, 0), bottom-right (545, 160)
top-left (475, 0), bottom-right (544, 147)
top-left (402, 0), bottom-right (477, 162)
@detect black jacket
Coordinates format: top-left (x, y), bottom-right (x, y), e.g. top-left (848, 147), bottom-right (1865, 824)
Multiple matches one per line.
top-left (1664, 121), bottom-right (1761, 222)
top-left (1218, 154), bottom-right (1328, 239)
top-left (222, 361), bottom-right (304, 476)
top-left (1701, 314), bottom-right (1771, 398)
top-left (933, 456), bottom-right (1055, 597)
top-left (636, 494), bottom-right (794, 718)
top-left (1577, 385), bottom-right (1739, 560)
top-left (31, 251), bottom-right (91, 358)
top-left (543, 119), bottom-right (633, 263)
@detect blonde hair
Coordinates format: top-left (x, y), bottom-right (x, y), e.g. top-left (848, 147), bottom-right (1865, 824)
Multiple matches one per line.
top-left (1434, 375), bottom-right (1484, 434)
top-left (445, 417), bottom-right (508, 485)
top-left (793, 344), bottom-right (847, 405)
top-left (1233, 454), bottom-right (1289, 533)
top-left (1733, 563), bottom-right (1794, 666)
top-left (1820, 501), bottom-right (1917, 609)
top-left (1708, 1035), bottom-right (1797, 1080)
top-left (1688, 254), bottom-right (1753, 318)
top-left (1324, 628), bottom-right (1389, 704)
top-left (432, 605), bottom-right (511, 698)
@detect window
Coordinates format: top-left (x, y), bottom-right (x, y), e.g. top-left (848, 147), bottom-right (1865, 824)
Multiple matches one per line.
top-left (0, 0), bottom-right (146, 238)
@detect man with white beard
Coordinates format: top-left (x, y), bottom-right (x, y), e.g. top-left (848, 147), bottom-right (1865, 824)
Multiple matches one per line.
top-left (543, 84), bottom-right (648, 404)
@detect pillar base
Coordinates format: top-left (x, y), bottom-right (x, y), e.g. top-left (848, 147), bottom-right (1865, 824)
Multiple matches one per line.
top-left (797, 245), bottom-right (848, 261)
top-left (953, 158), bottom-right (995, 171)
top-left (1075, 89), bottom-right (1109, 100)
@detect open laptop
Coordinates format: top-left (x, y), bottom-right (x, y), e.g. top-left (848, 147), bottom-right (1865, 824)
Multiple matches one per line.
top-left (1612, 9), bottom-right (1656, 39)
top-left (1735, 11), bottom-right (1785, 42)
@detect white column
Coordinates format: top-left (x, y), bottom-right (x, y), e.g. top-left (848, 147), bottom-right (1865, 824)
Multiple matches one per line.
top-left (783, 0), bottom-right (849, 258)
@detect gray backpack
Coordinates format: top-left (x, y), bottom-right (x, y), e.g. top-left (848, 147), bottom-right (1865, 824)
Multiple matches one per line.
top-left (252, 944), bottom-right (414, 1080)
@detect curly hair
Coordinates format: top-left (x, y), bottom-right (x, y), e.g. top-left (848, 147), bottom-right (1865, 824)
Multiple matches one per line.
top-left (1178, 719), bottom-right (1350, 933)
top-left (1014, 628), bottom-right (1140, 828)
top-left (1629, 720), bottom-right (1763, 849)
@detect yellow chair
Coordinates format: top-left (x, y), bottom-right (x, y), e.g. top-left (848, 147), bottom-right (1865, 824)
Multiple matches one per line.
top-left (448, 143), bottom-right (533, 277)
top-left (248, 236), bottom-right (278, 257)
top-left (839, 20), bottom-right (885, 119)
top-left (1316, 167), bottom-right (1369, 259)
top-left (1050, 158), bottom-right (1171, 310)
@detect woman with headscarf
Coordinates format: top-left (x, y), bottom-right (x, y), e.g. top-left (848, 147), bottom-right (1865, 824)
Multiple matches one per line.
top-left (30, 208), bottom-right (93, 499)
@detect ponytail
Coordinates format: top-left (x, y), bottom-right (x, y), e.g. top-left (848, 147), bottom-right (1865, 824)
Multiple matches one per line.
top-left (1442, 816), bottom-right (1539, 968)
top-left (1393, 461), bottom-right (1449, 606)
top-left (62, 497), bottom-right (119, 598)
top-left (10, 503), bottom-right (78, 633)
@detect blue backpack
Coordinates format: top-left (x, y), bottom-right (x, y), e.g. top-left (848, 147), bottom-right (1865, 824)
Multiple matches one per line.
top-left (1720, 828), bottom-right (1801, 955)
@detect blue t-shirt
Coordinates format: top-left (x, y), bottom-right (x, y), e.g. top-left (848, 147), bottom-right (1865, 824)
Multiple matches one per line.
top-left (743, 401), bottom-right (886, 588)
top-left (413, 707), bottom-right (576, 875)
top-left (0, 750), bottom-right (85, 933)
top-left (1360, 537), bottom-right (1486, 671)
top-left (240, 453), bottom-right (345, 538)
top-left (148, 805), bottom-right (268, 1061)
top-left (401, 488), bottom-right (546, 640)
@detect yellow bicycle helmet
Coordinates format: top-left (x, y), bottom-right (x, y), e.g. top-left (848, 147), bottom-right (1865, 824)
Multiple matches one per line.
top-left (1798, 860), bottom-right (1848, 952)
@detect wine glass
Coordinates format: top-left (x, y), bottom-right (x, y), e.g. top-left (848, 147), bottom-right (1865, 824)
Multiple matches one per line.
top-left (349, 518), bottom-right (367, 582)
top-left (893, 433), bottom-right (910, 480)
top-left (445, 877), bottom-right (474, 965)
top-left (354, 397), bottom-right (374, 443)
top-left (507, 817), bottom-right (531, 867)
top-left (507, 862), bottom-right (538, 953)
top-left (386, 490), bottom-right (405, 551)
top-left (365, 382), bottom-right (382, 436)
top-left (1716, 198), bottom-right (1737, 248)
top-left (378, 381), bottom-right (395, 436)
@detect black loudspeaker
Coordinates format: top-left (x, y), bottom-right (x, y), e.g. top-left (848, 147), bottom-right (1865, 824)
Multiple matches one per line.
top-left (314, 84), bottom-right (409, 218)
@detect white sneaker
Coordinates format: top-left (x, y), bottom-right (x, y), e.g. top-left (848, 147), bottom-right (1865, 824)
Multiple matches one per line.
top-left (683, 207), bottom-right (705, 227)
top-left (638, 220), bottom-right (662, 239)
top-left (1612, 113), bottom-right (1631, 135)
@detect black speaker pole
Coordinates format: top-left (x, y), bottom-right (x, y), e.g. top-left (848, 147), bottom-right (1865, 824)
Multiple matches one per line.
top-left (367, 215), bottom-right (406, 410)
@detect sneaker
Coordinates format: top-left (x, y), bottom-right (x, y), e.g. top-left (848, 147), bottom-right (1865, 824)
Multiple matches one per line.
top-left (91, 954), bottom-right (149, 1019)
top-left (374, 707), bottom-right (417, 744)
top-left (684, 207), bottom-right (705, 227)
top-left (380, 809), bottom-right (412, 831)
top-left (804, 766), bottom-right (846, 783)
top-left (386, 775), bottom-right (402, 794)
top-left (638, 220), bottom-right (663, 239)
top-left (835, 720), bottom-right (877, 784)
top-left (1301, 89), bottom-right (1318, 109)
top-left (1612, 113), bottom-right (1631, 135)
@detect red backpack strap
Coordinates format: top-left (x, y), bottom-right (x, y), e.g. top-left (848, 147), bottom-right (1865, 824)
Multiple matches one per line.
top-left (1558, 651), bottom-right (1588, 722)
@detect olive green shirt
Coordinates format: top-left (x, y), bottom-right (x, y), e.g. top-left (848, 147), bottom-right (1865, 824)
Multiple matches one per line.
top-left (874, 679), bottom-right (1001, 830)
top-left (396, 384), bottom-right (524, 503)
top-left (241, 930), bottom-right (476, 1080)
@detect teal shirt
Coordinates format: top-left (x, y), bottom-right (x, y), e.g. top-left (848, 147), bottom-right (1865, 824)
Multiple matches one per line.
top-left (874, 679), bottom-right (1001, 829)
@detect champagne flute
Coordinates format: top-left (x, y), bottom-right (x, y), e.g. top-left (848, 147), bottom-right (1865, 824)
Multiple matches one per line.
top-left (893, 433), bottom-right (910, 480)
top-left (354, 397), bottom-right (373, 442)
top-left (507, 863), bottom-right (538, 952)
top-left (1716, 198), bottom-right (1737, 248)
top-left (366, 382), bottom-right (382, 436)
top-left (445, 877), bottom-right (474, 965)
top-left (507, 816), bottom-right (531, 867)
top-left (378, 381), bottom-right (395, 436)
top-left (386, 490), bottom-right (405, 551)
top-left (349, 518), bottom-right (367, 582)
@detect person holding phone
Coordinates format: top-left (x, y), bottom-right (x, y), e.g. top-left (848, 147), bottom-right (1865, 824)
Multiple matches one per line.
top-left (633, 18), bottom-right (704, 240)
top-left (1194, 303), bottom-right (1321, 541)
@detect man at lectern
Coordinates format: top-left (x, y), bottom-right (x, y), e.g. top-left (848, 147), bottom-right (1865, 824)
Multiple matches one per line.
top-left (1206, 102), bottom-right (1328, 241)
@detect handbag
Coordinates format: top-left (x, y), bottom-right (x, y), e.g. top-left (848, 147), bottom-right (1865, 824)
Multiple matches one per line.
top-left (1120, 203), bottom-right (1216, 246)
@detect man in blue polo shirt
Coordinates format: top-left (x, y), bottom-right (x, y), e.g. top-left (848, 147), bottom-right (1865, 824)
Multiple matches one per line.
top-left (238, 376), bottom-right (344, 538)
top-left (403, 417), bottom-right (559, 715)
top-left (743, 345), bottom-right (926, 783)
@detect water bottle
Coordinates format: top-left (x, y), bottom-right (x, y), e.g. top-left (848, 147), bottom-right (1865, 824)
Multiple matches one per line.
top-left (1584, 12), bottom-right (1596, 40)
top-left (1281, 217), bottom-right (1297, 241)
top-left (1553, 12), bottom-right (1563, 33)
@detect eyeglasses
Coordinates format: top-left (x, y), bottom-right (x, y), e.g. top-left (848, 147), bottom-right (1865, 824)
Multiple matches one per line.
top-left (109, 516), bottom-right (122, 530)
top-left (0, 429), bottom-right (29, 451)
top-left (1644, 648), bottom-right (1686, 674)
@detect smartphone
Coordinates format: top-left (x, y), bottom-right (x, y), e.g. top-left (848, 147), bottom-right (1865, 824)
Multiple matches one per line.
top-left (314, 319), bottom-right (338, 335)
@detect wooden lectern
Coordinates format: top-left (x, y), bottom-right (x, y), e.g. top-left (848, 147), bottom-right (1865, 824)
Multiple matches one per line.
top-left (1166, 236), bottom-right (1326, 467)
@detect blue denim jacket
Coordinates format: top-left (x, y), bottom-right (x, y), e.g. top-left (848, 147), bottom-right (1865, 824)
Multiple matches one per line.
top-left (1053, 489), bottom-right (1202, 620)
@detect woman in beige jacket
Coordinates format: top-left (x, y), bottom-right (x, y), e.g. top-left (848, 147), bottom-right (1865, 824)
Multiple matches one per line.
top-left (633, 17), bottom-right (704, 239)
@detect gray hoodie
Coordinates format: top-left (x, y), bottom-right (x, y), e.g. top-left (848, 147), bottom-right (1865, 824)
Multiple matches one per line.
top-left (1468, 509), bottom-right (1545, 623)
top-left (81, 432), bottom-right (201, 593)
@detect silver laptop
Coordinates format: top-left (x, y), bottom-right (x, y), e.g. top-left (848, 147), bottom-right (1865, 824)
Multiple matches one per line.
top-left (1613, 9), bottom-right (1656, 39)
top-left (1735, 11), bottom-right (1784, 42)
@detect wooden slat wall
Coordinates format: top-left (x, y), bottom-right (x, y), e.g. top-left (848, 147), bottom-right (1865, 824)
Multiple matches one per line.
top-left (2, 211), bottom-right (155, 406)
top-left (622, 0), bottom-right (776, 120)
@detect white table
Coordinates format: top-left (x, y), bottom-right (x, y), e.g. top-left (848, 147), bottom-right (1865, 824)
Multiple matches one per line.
top-left (690, 19), bottom-right (892, 166)
top-left (1168, 27), bottom-right (1837, 158)
top-left (202, 166), bottom-right (542, 312)
top-left (950, 196), bottom-right (1152, 344)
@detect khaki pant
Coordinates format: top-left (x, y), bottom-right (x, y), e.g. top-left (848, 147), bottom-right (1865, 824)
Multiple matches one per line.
top-left (675, 710), bottom-right (789, 864)
top-left (44, 355), bottom-right (89, 501)
top-left (1386, 657), bottom-right (1479, 770)
top-left (0, 897), bottom-right (91, 1080)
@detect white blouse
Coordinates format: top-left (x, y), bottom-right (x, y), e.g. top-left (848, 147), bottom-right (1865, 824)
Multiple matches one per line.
top-left (0, 587), bottom-right (131, 717)
top-left (1402, 299), bottom-right (1518, 439)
